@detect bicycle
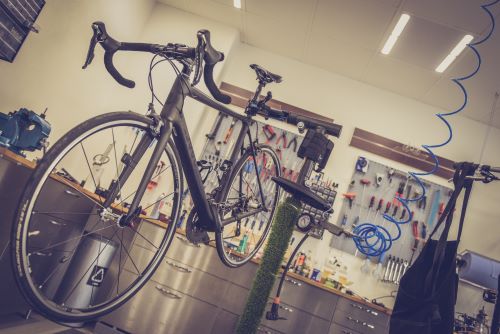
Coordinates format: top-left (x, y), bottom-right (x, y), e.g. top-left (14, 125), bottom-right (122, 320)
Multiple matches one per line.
top-left (11, 22), bottom-right (342, 323)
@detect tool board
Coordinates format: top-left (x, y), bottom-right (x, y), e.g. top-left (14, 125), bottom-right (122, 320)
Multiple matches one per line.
top-left (194, 113), bottom-right (338, 241)
top-left (331, 156), bottom-right (453, 263)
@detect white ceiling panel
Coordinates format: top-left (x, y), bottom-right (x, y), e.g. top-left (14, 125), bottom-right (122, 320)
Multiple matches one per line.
top-left (245, 0), bottom-right (315, 23)
top-left (157, 0), bottom-right (500, 128)
top-left (311, 0), bottom-right (398, 50)
top-left (362, 54), bottom-right (441, 98)
top-left (244, 12), bottom-right (308, 60)
top-left (403, 0), bottom-right (499, 35)
top-left (305, 34), bottom-right (375, 79)
top-left (389, 16), bottom-right (467, 71)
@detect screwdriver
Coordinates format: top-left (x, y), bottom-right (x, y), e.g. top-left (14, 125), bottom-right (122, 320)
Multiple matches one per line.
top-left (384, 201), bottom-right (392, 215)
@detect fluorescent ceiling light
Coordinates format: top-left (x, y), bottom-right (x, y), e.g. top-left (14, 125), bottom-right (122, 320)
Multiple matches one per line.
top-left (233, 0), bottom-right (241, 9)
top-left (435, 34), bottom-right (474, 73)
top-left (381, 14), bottom-right (410, 55)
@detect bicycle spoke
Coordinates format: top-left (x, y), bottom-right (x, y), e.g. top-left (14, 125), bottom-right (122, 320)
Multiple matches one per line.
top-left (115, 164), bottom-right (172, 208)
top-left (116, 229), bottom-right (124, 296)
top-left (111, 128), bottom-right (123, 199)
top-left (30, 225), bottom-right (114, 254)
top-left (80, 143), bottom-right (105, 204)
top-left (115, 230), bottom-right (141, 275)
top-left (128, 226), bottom-right (159, 250)
top-left (142, 191), bottom-right (174, 212)
top-left (63, 228), bottom-right (119, 304)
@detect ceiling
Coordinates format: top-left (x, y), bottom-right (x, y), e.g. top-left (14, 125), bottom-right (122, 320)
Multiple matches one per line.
top-left (158, 0), bottom-right (500, 128)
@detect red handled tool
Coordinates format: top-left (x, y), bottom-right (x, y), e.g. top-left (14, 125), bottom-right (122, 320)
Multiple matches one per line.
top-left (223, 119), bottom-right (236, 144)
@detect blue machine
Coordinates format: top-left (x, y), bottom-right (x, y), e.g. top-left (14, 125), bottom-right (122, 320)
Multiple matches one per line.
top-left (0, 108), bottom-right (51, 157)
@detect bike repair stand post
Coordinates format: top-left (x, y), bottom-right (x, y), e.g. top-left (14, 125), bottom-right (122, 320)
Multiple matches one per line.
top-left (236, 126), bottom-right (332, 334)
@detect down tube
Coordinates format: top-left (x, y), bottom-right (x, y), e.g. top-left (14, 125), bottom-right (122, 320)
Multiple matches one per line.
top-left (172, 113), bottom-right (216, 228)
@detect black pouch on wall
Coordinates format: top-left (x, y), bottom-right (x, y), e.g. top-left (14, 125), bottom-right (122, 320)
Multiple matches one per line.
top-left (297, 130), bottom-right (334, 170)
top-left (389, 164), bottom-right (475, 334)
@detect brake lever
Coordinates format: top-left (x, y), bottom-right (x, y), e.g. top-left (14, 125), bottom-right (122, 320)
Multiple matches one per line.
top-left (192, 32), bottom-right (206, 86)
top-left (82, 23), bottom-right (104, 69)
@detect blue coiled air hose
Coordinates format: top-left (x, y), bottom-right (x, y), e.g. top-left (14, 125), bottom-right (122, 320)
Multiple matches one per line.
top-left (352, 0), bottom-right (500, 257)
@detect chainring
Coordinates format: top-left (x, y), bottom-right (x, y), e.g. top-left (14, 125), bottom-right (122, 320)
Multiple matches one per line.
top-left (185, 210), bottom-right (210, 245)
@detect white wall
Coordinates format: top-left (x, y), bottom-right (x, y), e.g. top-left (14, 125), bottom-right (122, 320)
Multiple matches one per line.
top-left (0, 0), bottom-right (157, 142)
top-left (0, 1), bottom-right (238, 150)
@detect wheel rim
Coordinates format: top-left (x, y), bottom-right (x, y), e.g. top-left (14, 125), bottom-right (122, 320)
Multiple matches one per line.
top-left (218, 147), bottom-right (280, 266)
top-left (16, 118), bottom-right (181, 320)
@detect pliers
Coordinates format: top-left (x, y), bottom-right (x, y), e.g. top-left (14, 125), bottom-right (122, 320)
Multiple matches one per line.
top-left (288, 135), bottom-right (298, 152)
top-left (276, 131), bottom-right (287, 148)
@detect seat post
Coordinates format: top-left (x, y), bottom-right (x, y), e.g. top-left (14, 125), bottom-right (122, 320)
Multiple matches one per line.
top-left (252, 81), bottom-right (266, 102)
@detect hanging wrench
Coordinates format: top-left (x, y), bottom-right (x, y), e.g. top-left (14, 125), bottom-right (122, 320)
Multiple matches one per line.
top-left (382, 255), bottom-right (392, 281)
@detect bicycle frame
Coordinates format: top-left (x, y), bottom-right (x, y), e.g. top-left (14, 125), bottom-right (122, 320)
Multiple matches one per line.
top-left (106, 68), bottom-right (268, 232)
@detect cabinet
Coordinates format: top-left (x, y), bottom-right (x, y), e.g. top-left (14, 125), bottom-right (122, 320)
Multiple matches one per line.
top-left (102, 220), bottom-right (390, 334)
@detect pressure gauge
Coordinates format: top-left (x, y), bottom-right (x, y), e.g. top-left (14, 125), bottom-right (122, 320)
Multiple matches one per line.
top-left (296, 213), bottom-right (314, 232)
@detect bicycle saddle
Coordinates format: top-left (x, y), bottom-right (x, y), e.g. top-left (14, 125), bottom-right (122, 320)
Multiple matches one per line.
top-left (272, 176), bottom-right (330, 211)
top-left (250, 64), bottom-right (282, 84)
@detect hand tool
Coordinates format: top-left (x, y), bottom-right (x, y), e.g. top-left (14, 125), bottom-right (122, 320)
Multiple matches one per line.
top-left (206, 112), bottom-right (227, 140)
top-left (396, 260), bottom-right (408, 284)
top-left (391, 258), bottom-right (401, 283)
top-left (385, 256), bottom-right (395, 282)
top-left (366, 195), bottom-right (375, 221)
top-left (418, 194), bottom-right (427, 210)
top-left (375, 173), bottom-right (384, 187)
top-left (358, 179), bottom-right (371, 217)
top-left (438, 202), bottom-right (445, 215)
top-left (399, 209), bottom-right (407, 220)
top-left (372, 198), bottom-right (384, 225)
top-left (223, 119), bottom-right (236, 144)
top-left (400, 261), bottom-right (409, 282)
top-left (405, 184), bottom-right (413, 200)
top-left (250, 220), bottom-right (256, 230)
top-left (384, 201), bottom-right (392, 215)
top-left (410, 220), bottom-right (419, 264)
top-left (288, 135), bottom-right (298, 152)
top-left (392, 205), bottom-right (399, 217)
top-left (352, 216), bottom-right (359, 229)
top-left (342, 193), bottom-right (356, 210)
top-left (421, 222), bottom-right (427, 240)
top-left (262, 125), bottom-right (276, 143)
top-left (341, 214), bottom-right (348, 227)
top-left (275, 130), bottom-right (287, 148)
top-left (382, 255), bottom-right (392, 281)
top-left (387, 168), bottom-right (395, 183)
top-left (258, 220), bottom-right (265, 231)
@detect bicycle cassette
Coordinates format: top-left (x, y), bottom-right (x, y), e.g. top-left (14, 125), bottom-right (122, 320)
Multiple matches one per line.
top-left (185, 210), bottom-right (210, 245)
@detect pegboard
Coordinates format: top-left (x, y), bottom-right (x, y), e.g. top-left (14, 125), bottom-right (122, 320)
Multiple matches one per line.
top-left (199, 113), bottom-right (308, 190)
top-left (196, 114), bottom-right (339, 243)
top-left (330, 156), bottom-right (453, 263)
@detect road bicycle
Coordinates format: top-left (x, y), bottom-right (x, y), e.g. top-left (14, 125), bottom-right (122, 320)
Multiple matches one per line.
top-left (11, 22), bottom-right (341, 322)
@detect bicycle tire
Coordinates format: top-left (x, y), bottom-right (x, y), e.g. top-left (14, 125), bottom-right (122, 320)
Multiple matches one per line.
top-left (215, 144), bottom-right (281, 267)
top-left (11, 112), bottom-right (183, 322)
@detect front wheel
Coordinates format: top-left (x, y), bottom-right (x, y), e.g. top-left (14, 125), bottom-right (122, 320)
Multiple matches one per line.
top-left (215, 145), bottom-right (281, 267)
top-left (11, 112), bottom-right (183, 323)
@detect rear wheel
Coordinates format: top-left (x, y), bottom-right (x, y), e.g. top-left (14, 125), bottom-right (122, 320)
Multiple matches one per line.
top-left (11, 112), bottom-right (182, 322)
top-left (215, 145), bottom-right (280, 267)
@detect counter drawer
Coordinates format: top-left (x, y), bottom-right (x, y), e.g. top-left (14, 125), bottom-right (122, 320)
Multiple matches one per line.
top-left (260, 301), bottom-right (331, 334)
top-left (104, 270), bottom-right (219, 334)
top-left (272, 276), bottom-right (339, 321)
top-left (333, 309), bottom-right (388, 334)
top-left (336, 298), bottom-right (389, 327)
top-left (329, 323), bottom-right (362, 334)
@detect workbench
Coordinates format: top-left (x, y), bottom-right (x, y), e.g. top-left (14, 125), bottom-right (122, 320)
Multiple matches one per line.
top-left (0, 148), bottom-right (391, 333)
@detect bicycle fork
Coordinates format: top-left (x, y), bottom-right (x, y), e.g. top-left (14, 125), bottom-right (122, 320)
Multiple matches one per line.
top-left (103, 120), bottom-right (173, 227)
